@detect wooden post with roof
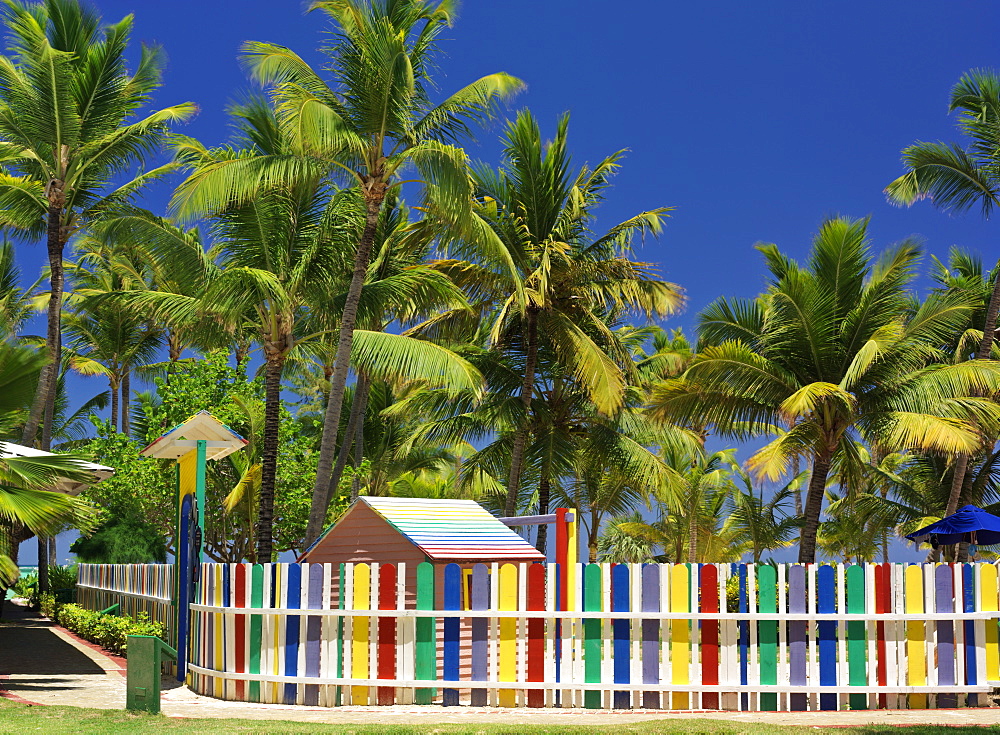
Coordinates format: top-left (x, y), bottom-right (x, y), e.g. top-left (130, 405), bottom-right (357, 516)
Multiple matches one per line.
top-left (140, 410), bottom-right (246, 681)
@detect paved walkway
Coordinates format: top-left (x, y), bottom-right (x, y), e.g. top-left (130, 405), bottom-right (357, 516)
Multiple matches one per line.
top-left (3, 601), bottom-right (1000, 728)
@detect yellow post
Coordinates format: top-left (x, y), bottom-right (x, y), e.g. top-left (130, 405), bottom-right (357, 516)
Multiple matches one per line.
top-left (904, 565), bottom-right (926, 708)
top-left (498, 564), bottom-right (518, 707)
top-left (980, 564), bottom-right (999, 683)
top-left (565, 514), bottom-right (577, 611)
top-left (671, 564), bottom-right (690, 709)
top-left (351, 563), bottom-right (371, 704)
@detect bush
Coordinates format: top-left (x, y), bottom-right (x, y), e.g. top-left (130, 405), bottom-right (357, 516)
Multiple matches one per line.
top-left (11, 572), bottom-right (37, 602)
top-left (13, 565), bottom-right (78, 609)
top-left (40, 595), bottom-right (164, 657)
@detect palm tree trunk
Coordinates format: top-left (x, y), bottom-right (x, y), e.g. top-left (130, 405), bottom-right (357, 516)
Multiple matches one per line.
top-left (307, 186), bottom-right (386, 544)
top-left (589, 509), bottom-right (599, 563)
top-left (536, 474), bottom-right (551, 554)
top-left (168, 332), bottom-right (182, 362)
top-left (798, 447), bottom-right (834, 563)
top-left (257, 355), bottom-right (284, 563)
top-left (504, 305), bottom-right (539, 517)
top-left (20, 367), bottom-right (47, 446)
top-left (688, 510), bottom-right (698, 564)
top-left (330, 376), bottom-right (371, 505)
top-left (110, 377), bottom-right (119, 432)
top-left (24, 202), bottom-right (66, 451)
top-left (37, 536), bottom-right (48, 593)
top-left (39, 201), bottom-right (66, 453)
top-left (121, 369), bottom-right (131, 437)
top-left (351, 395), bottom-right (365, 501)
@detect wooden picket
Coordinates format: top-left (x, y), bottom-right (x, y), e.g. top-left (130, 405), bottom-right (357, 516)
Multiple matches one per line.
top-left (174, 561), bottom-right (1000, 711)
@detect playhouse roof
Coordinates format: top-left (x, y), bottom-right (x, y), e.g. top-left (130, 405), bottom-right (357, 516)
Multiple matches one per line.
top-left (140, 410), bottom-right (247, 461)
top-left (322, 496), bottom-right (545, 562)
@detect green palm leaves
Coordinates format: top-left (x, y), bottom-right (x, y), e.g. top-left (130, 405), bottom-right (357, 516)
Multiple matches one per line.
top-left (886, 69), bottom-right (1000, 217)
top-left (886, 68), bottom-right (1000, 539)
top-left (651, 216), bottom-right (1000, 563)
top-left (451, 110), bottom-right (682, 515)
top-left (192, 0), bottom-right (523, 546)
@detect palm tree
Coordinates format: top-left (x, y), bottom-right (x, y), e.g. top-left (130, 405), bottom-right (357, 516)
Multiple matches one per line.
top-left (728, 464), bottom-right (802, 563)
top-left (92, 214), bottom-right (222, 366)
top-left (290, 194), bottom-right (470, 501)
top-left (651, 217), bottom-right (1000, 562)
top-left (440, 110), bottom-right (681, 516)
top-left (0, 0), bottom-right (195, 450)
top-left (886, 69), bottom-right (1000, 521)
top-left (133, 98), bottom-right (482, 561)
top-left (170, 0), bottom-right (523, 544)
top-left (597, 512), bottom-right (658, 563)
top-left (63, 235), bottom-right (164, 433)
top-left (818, 489), bottom-right (882, 563)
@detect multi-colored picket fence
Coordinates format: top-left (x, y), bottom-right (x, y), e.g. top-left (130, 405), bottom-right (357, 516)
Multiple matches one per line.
top-left (76, 563), bottom-right (176, 647)
top-left (186, 561), bottom-right (1000, 711)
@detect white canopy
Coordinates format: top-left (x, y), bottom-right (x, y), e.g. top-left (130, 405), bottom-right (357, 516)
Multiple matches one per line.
top-left (0, 441), bottom-right (114, 495)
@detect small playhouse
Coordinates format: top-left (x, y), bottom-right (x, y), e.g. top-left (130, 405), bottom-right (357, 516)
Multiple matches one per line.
top-left (299, 495), bottom-right (546, 602)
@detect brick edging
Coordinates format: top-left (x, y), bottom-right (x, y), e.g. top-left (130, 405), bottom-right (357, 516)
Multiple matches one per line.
top-left (0, 674), bottom-right (38, 705)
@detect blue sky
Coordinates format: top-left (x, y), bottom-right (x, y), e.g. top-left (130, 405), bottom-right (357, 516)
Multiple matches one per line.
top-left (13, 0), bottom-right (1000, 563)
top-left (16, 0), bottom-right (998, 336)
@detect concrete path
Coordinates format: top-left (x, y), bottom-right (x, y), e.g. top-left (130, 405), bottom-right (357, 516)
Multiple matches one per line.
top-left (3, 601), bottom-right (1000, 728)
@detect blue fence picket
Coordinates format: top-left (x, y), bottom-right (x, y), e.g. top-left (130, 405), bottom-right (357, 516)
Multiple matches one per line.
top-left (612, 564), bottom-right (630, 709)
top-left (442, 563), bottom-right (462, 706)
top-left (283, 562), bottom-right (301, 704)
top-left (817, 565), bottom-right (837, 711)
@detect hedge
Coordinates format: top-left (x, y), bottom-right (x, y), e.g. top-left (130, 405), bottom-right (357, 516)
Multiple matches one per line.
top-left (39, 593), bottom-right (165, 657)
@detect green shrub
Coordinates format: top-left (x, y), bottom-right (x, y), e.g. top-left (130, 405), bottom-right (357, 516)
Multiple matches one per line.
top-left (13, 566), bottom-right (78, 609)
top-left (39, 592), bottom-right (57, 618)
top-left (11, 572), bottom-right (37, 602)
top-left (43, 599), bottom-right (164, 657)
top-left (48, 564), bottom-right (78, 591)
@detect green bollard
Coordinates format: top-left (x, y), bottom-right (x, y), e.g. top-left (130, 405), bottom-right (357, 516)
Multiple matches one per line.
top-left (126, 635), bottom-right (177, 714)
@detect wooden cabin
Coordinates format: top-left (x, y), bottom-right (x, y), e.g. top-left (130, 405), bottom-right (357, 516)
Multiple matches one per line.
top-left (299, 496), bottom-right (544, 606)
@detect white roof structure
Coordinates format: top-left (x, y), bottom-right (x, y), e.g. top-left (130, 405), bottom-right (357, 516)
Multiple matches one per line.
top-left (0, 441), bottom-right (115, 495)
top-left (140, 410), bottom-right (247, 461)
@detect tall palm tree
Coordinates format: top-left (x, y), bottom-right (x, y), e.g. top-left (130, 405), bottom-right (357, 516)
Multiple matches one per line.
top-left (0, 0), bottom-right (195, 450)
top-left (170, 0), bottom-right (523, 544)
top-left (63, 234), bottom-right (164, 433)
top-left (886, 69), bottom-right (1000, 521)
top-left (728, 463), bottom-right (801, 563)
top-left (651, 217), bottom-right (1000, 562)
top-left (437, 110), bottom-right (682, 515)
top-left (132, 99), bottom-right (482, 561)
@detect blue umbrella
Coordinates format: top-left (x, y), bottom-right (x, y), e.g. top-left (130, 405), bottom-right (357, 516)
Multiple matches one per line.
top-left (905, 505), bottom-right (1000, 547)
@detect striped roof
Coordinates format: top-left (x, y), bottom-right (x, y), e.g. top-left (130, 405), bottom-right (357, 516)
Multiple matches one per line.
top-left (357, 496), bottom-right (544, 562)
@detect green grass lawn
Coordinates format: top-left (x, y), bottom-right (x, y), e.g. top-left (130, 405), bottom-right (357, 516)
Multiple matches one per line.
top-left (2, 700), bottom-right (1000, 735)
